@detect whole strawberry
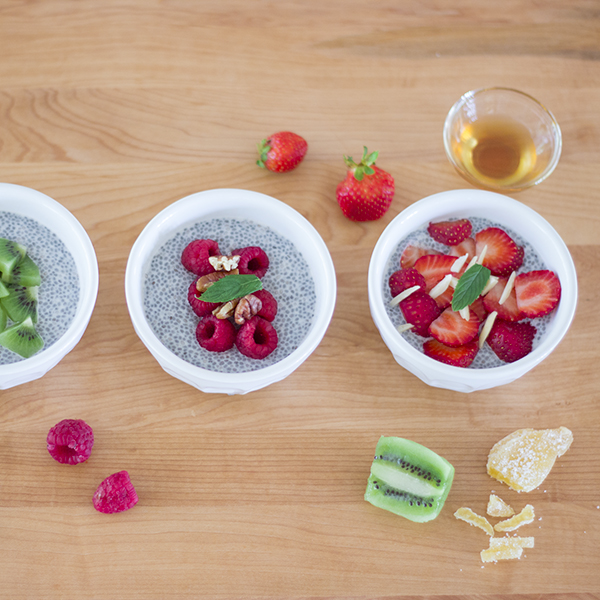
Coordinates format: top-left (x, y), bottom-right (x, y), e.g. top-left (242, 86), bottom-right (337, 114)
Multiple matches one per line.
top-left (256, 131), bottom-right (307, 172)
top-left (336, 147), bottom-right (395, 221)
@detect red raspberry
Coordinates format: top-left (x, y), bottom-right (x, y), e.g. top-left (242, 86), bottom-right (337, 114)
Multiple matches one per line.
top-left (399, 291), bottom-right (442, 337)
top-left (232, 246), bottom-right (269, 278)
top-left (252, 289), bottom-right (278, 322)
top-left (388, 268), bottom-right (426, 298)
top-left (181, 239), bottom-right (220, 276)
top-left (196, 314), bottom-right (236, 352)
top-left (47, 419), bottom-right (94, 465)
top-left (236, 316), bottom-right (278, 359)
top-left (187, 279), bottom-right (221, 317)
top-left (93, 471), bottom-right (138, 514)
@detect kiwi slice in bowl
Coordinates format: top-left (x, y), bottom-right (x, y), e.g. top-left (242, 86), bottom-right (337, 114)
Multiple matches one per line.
top-left (0, 316), bottom-right (44, 358)
top-left (5, 254), bottom-right (41, 287)
top-left (0, 279), bottom-right (8, 299)
top-left (0, 305), bottom-right (7, 333)
top-left (0, 238), bottom-right (27, 281)
top-left (0, 284), bottom-right (39, 324)
top-left (364, 436), bottom-right (455, 523)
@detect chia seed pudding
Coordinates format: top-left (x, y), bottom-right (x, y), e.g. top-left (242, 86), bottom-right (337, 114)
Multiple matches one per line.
top-left (143, 218), bottom-right (316, 373)
top-left (384, 217), bottom-right (553, 369)
top-left (0, 211), bottom-right (80, 364)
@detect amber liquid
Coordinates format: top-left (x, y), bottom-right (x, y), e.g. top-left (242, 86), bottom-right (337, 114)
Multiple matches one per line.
top-left (453, 115), bottom-right (542, 189)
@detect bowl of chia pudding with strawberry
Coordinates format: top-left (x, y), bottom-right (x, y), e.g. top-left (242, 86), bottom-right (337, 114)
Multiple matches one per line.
top-left (368, 189), bottom-right (577, 393)
top-left (125, 188), bottom-right (336, 395)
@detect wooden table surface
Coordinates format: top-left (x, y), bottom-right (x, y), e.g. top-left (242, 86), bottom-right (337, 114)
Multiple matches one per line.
top-left (1, 1), bottom-right (599, 598)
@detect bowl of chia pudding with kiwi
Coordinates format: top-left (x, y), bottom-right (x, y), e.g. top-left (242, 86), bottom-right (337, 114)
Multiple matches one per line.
top-left (0, 183), bottom-right (99, 389)
top-left (368, 189), bottom-right (577, 393)
top-left (125, 188), bottom-right (337, 395)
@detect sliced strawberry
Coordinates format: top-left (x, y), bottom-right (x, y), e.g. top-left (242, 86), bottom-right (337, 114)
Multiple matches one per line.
top-left (400, 245), bottom-right (441, 270)
top-left (423, 338), bottom-right (479, 368)
top-left (449, 237), bottom-right (476, 261)
top-left (428, 307), bottom-right (480, 347)
top-left (470, 296), bottom-right (488, 322)
top-left (413, 254), bottom-right (457, 293)
top-left (432, 285), bottom-right (453, 310)
top-left (399, 291), bottom-right (442, 337)
top-left (427, 219), bottom-right (473, 246)
top-left (475, 227), bottom-right (524, 277)
top-left (487, 319), bottom-right (537, 363)
top-left (388, 268), bottom-right (426, 297)
top-left (482, 277), bottom-right (524, 322)
top-left (515, 270), bottom-right (561, 318)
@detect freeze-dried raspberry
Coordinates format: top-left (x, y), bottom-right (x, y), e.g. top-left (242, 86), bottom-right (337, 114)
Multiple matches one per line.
top-left (46, 419), bottom-right (94, 465)
top-left (93, 471), bottom-right (139, 514)
top-left (232, 246), bottom-right (269, 278)
top-left (196, 314), bottom-right (236, 352)
top-left (253, 289), bottom-right (278, 322)
top-left (187, 279), bottom-right (221, 317)
top-left (236, 316), bottom-right (278, 359)
top-left (181, 239), bottom-right (221, 276)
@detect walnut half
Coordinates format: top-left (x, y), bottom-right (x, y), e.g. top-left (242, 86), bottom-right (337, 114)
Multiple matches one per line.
top-left (234, 294), bottom-right (262, 325)
top-left (196, 269), bottom-right (239, 293)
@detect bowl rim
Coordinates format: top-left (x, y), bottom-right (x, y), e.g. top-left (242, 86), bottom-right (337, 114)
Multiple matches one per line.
top-left (0, 182), bottom-right (99, 384)
top-left (125, 188), bottom-right (337, 391)
top-left (442, 86), bottom-right (563, 193)
top-left (368, 188), bottom-right (577, 387)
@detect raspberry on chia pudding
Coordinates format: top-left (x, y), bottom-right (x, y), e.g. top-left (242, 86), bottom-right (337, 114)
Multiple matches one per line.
top-left (236, 316), bottom-right (278, 359)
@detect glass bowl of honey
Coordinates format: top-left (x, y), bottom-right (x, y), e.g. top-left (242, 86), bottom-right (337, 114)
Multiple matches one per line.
top-left (443, 87), bottom-right (562, 193)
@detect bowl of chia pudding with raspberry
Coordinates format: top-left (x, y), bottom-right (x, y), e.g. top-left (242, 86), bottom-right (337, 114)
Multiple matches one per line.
top-left (368, 189), bottom-right (577, 393)
top-left (125, 188), bottom-right (336, 395)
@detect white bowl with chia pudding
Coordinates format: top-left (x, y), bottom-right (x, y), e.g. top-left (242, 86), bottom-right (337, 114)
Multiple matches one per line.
top-left (368, 189), bottom-right (577, 393)
top-left (0, 183), bottom-right (99, 389)
top-left (125, 188), bottom-right (336, 395)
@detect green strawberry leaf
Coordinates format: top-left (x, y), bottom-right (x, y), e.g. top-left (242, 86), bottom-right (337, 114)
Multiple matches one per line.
top-left (199, 274), bottom-right (263, 303)
top-left (451, 263), bottom-right (491, 311)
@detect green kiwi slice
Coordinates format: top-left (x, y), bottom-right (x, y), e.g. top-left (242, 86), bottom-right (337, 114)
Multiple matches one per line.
top-left (0, 279), bottom-right (8, 299)
top-left (0, 284), bottom-right (39, 323)
top-left (0, 305), bottom-right (7, 333)
top-left (4, 253), bottom-right (41, 287)
top-left (364, 436), bottom-right (455, 523)
top-left (0, 238), bottom-right (27, 281)
top-left (0, 316), bottom-right (44, 358)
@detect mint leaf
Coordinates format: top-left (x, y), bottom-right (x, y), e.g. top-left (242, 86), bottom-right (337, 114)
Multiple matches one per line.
top-left (199, 274), bottom-right (263, 303)
top-left (451, 263), bottom-right (491, 311)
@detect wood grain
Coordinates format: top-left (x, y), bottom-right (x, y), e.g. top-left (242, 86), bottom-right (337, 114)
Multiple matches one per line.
top-left (1, 1), bottom-right (600, 598)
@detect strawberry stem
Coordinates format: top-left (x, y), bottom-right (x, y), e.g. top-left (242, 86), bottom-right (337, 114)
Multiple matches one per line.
top-left (343, 146), bottom-right (379, 181)
top-left (256, 138), bottom-right (271, 169)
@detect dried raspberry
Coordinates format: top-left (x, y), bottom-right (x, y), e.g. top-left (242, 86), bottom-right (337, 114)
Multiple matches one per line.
top-left (253, 289), bottom-right (278, 322)
top-left (196, 314), bottom-right (236, 352)
top-left (188, 279), bottom-right (221, 317)
top-left (181, 239), bottom-right (220, 276)
top-left (236, 316), bottom-right (278, 359)
top-left (388, 268), bottom-right (426, 297)
top-left (93, 471), bottom-right (138, 514)
top-left (232, 246), bottom-right (269, 278)
top-left (47, 419), bottom-right (94, 465)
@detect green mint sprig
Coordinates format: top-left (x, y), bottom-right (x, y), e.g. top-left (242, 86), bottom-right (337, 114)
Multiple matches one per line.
top-left (451, 263), bottom-right (491, 311)
top-left (199, 274), bottom-right (263, 304)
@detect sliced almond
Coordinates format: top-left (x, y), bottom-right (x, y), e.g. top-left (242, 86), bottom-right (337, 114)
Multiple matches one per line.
top-left (429, 274), bottom-right (453, 299)
top-left (466, 255), bottom-right (479, 271)
top-left (477, 244), bottom-right (488, 265)
top-left (459, 305), bottom-right (470, 321)
top-left (450, 253), bottom-right (469, 273)
top-left (479, 311), bottom-right (498, 348)
top-left (396, 323), bottom-right (415, 333)
top-left (498, 270), bottom-right (517, 305)
top-left (450, 276), bottom-right (461, 288)
top-left (389, 285), bottom-right (421, 307)
top-left (481, 275), bottom-right (499, 296)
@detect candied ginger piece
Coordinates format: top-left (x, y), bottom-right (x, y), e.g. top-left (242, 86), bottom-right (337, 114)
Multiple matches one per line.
top-left (487, 493), bottom-right (514, 517)
top-left (494, 504), bottom-right (535, 532)
top-left (454, 507), bottom-right (494, 536)
top-left (487, 427), bottom-right (573, 492)
top-left (482, 536), bottom-right (535, 562)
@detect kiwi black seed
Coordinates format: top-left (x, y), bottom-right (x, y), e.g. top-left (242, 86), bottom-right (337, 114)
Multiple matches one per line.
top-left (364, 436), bottom-right (455, 523)
top-left (0, 238), bottom-right (27, 280)
top-left (0, 316), bottom-right (44, 358)
top-left (0, 284), bottom-right (39, 323)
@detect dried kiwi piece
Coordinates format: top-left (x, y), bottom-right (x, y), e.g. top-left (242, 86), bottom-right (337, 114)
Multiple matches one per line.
top-left (0, 238), bottom-right (27, 281)
top-left (0, 316), bottom-right (44, 358)
top-left (0, 284), bottom-right (38, 323)
top-left (365, 436), bottom-right (454, 523)
top-left (5, 253), bottom-right (41, 287)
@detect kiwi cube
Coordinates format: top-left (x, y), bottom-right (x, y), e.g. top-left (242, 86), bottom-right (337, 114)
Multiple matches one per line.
top-left (364, 436), bottom-right (455, 523)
